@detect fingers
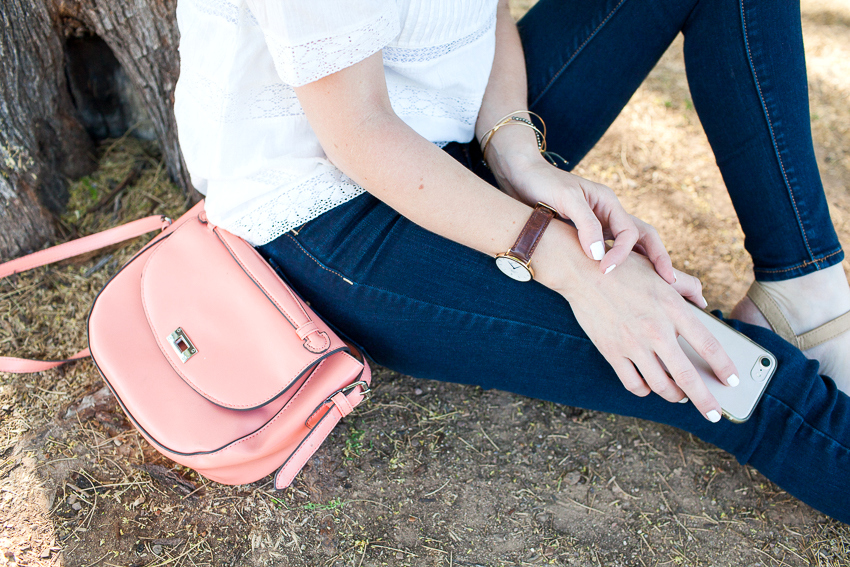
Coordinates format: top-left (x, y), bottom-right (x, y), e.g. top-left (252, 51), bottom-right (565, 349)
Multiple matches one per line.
top-left (562, 192), bottom-right (607, 264)
top-left (631, 355), bottom-right (688, 403)
top-left (615, 304), bottom-right (737, 422)
top-left (669, 269), bottom-right (708, 308)
top-left (596, 198), bottom-right (639, 274)
top-left (655, 340), bottom-right (722, 421)
top-left (539, 169), bottom-right (675, 277)
top-left (632, 219), bottom-right (676, 284)
top-left (676, 310), bottom-right (740, 390)
top-left (613, 353), bottom-right (694, 407)
top-left (610, 358), bottom-right (651, 397)
top-left (550, 175), bottom-right (663, 275)
top-left (569, 181), bottom-right (638, 274)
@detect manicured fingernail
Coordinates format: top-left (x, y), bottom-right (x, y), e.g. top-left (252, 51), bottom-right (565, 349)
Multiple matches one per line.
top-left (604, 264), bottom-right (616, 275)
top-left (706, 410), bottom-right (721, 423)
top-left (701, 296), bottom-right (708, 308)
top-left (727, 374), bottom-right (740, 388)
top-left (590, 241), bottom-right (605, 261)
top-left (678, 397), bottom-right (689, 404)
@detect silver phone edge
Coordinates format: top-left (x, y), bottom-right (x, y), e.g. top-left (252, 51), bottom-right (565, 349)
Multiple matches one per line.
top-left (689, 304), bottom-right (778, 423)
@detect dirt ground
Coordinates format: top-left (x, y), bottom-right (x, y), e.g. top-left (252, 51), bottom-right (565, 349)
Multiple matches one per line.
top-left (2, 1), bottom-right (849, 566)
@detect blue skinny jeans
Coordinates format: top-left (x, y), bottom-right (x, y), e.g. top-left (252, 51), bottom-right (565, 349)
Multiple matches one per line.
top-left (521, 0), bottom-right (843, 280)
top-left (258, 0), bottom-right (850, 522)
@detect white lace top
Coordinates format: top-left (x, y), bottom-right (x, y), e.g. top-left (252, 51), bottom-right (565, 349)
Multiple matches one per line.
top-left (174, 0), bottom-right (498, 245)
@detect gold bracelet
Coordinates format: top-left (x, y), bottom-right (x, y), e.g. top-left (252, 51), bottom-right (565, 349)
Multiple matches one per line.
top-left (479, 110), bottom-right (547, 159)
top-left (479, 110), bottom-right (568, 168)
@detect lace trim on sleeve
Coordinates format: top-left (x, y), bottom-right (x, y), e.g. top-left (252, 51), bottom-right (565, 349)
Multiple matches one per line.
top-left (382, 11), bottom-right (496, 65)
top-left (264, 10), bottom-right (400, 87)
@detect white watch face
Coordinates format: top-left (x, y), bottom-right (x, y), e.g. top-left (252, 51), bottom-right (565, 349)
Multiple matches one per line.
top-left (495, 255), bottom-right (532, 282)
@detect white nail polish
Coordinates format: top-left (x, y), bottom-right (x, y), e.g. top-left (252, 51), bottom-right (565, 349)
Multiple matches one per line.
top-left (604, 264), bottom-right (616, 275)
top-left (678, 397), bottom-right (689, 404)
top-left (727, 374), bottom-right (740, 388)
top-left (706, 410), bottom-right (721, 423)
top-left (673, 274), bottom-right (678, 283)
top-left (590, 241), bottom-right (605, 261)
top-left (702, 296), bottom-right (708, 309)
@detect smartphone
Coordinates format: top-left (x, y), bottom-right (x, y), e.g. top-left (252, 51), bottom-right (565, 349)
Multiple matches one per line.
top-left (678, 303), bottom-right (777, 423)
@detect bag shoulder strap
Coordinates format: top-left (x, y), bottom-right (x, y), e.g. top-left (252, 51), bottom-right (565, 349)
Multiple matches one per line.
top-left (0, 350), bottom-right (92, 373)
top-left (0, 215), bottom-right (171, 279)
top-left (0, 214), bottom-right (172, 373)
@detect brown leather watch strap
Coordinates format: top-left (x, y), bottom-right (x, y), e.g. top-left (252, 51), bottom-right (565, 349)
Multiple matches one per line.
top-left (508, 202), bottom-right (557, 264)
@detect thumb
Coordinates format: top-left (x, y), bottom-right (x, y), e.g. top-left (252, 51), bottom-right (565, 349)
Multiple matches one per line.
top-left (569, 203), bottom-right (606, 262)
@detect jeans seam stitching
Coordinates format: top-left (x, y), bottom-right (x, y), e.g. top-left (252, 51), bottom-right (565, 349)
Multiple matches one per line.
top-left (286, 235), bottom-right (594, 345)
top-left (285, 234), bottom-right (353, 283)
top-left (529, 0), bottom-right (630, 108)
top-left (753, 248), bottom-right (843, 275)
top-left (739, 0), bottom-right (816, 263)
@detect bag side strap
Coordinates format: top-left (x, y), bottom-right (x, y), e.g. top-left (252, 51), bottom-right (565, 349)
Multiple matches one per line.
top-left (0, 215), bottom-right (172, 374)
top-left (274, 362), bottom-right (371, 489)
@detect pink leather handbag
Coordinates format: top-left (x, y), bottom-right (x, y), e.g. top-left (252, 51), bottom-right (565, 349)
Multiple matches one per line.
top-left (0, 201), bottom-right (371, 488)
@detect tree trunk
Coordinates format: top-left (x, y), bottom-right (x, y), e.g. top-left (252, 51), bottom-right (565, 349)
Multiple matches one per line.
top-left (0, 0), bottom-right (188, 261)
top-left (0, 0), bottom-right (94, 259)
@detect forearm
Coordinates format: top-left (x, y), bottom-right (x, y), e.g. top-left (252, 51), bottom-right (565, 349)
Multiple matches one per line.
top-left (317, 108), bottom-right (592, 297)
top-left (475, 0), bottom-right (548, 197)
top-left (293, 44), bottom-right (595, 300)
top-left (287, 2), bottom-right (727, 420)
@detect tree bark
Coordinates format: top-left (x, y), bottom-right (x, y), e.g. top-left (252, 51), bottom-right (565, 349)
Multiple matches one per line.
top-left (0, 0), bottom-right (94, 259)
top-left (0, 0), bottom-right (188, 261)
top-left (57, 0), bottom-right (189, 191)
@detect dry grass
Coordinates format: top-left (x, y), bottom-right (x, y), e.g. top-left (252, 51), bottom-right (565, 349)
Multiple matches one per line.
top-left (2, 1), bottom-right (850, 566)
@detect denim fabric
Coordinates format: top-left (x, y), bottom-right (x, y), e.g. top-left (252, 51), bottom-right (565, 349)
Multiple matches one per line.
top-left (258, 191), bottom-right (849, 523)
top-left (519, 0), bottom-right (843, 280)
top-left (257, 0), bottom-right (850, 522)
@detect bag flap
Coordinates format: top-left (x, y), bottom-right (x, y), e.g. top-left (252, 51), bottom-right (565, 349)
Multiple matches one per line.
top-left (140, 214), bottom-right (346, 410)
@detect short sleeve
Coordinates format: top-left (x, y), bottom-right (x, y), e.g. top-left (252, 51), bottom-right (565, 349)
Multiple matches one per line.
top-left (245, 0), bottom-right (400, 86)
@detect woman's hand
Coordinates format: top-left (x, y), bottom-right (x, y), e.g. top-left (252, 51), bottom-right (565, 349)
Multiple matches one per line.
top-left (475, 1), bottom-right (673, 281)
top-left (667, 266), bottom-right (709, 310)
top-left (493, 152), bottom-right (676, 283)
top-left (562, 250), bottom-right (739, 422)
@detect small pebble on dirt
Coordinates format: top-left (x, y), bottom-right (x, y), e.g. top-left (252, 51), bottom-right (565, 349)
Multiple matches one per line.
top-left (414, 388), bottom-right (423, 395)
top-left (564, 472), bottom-right (581, 486)
top-left (152, 545), bottom-right (162, 556)
top-left (71, 503), bottom-right (82, 511)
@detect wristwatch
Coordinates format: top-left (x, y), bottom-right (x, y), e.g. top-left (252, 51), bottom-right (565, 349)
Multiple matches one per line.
top-left (495, 202), bottom-right (557, 282)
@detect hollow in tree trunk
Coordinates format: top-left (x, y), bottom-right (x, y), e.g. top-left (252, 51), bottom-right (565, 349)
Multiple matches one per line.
top-left (0, 0), bottom-right (188, 261)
